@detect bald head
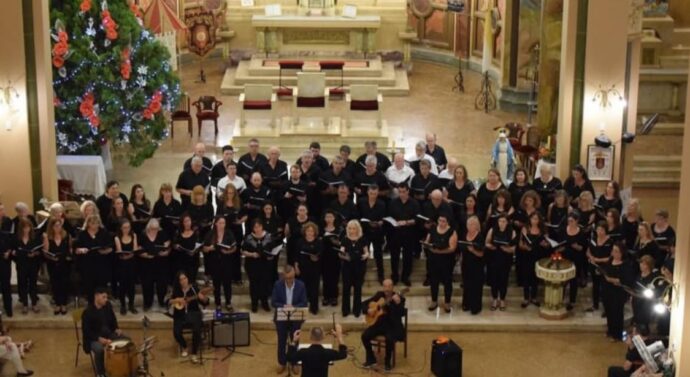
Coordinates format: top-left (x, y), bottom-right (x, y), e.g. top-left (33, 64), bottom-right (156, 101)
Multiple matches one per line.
top-left (394, 153), bottom-right (405, 168)
top-left (430, 189), bottom-right (442, 206)
top-left (268, 146), bottom-right (280, 160)
top-left (194, 142), bottom-right (206, 157)
top-left (382, 279), bottom-right (394, 294)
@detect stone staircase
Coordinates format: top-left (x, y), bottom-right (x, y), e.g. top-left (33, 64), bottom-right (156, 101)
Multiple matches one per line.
top-left (631, 154), bottom-right (682, 188)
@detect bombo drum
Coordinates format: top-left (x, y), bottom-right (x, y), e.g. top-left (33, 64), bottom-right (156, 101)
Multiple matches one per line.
top-left (105, 340), bottom-right (139, 377)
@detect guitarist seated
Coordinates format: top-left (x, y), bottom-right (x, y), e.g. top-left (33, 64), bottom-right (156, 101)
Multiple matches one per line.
top-left (169, 270), bottom-right (210, 363)
top-left (360, 279), bottom-right (406, 371)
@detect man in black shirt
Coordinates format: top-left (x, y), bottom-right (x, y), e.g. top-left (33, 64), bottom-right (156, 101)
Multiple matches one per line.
top-left (95, 180), bottom-right (129, 220)
top-left (0, 203), bottom-right (13, 317)
top-left (238, 138), bottom-right (268, 182)
top-left (175, 156), bottom-right (210, 208)
top-left (329, 185), bottom-right (358, 227)
top-left (297, 142), bottom-right (330, 172)
top-left (287, 324), bottom-right (348, 377)
top-left (607, 325), bottom-right (651, 377)
top-left (318, 155), bottom-right (352, 208)
top-left (82, 287), bottom-right (128, 377)
top-left (358, 185), bottom-right (387, 283)
top-left (354, 155), bottom-right (390, 201)
top-left (425, 133), bottom-right (448, 171)
top-left (386, 185), bottom-right (420, 285)
top-left (210, 145), bottom-right (235, 185)
top-left (183, 142), bottom-right (214, 173)
top-left (361, 279), bottom-right (406, 371)
top-left (260, 146), bottom-right (289, 204)
top-left (355, 140), bottom-right (391, 174)
top-left (338, 145), bottom-right (357, 178)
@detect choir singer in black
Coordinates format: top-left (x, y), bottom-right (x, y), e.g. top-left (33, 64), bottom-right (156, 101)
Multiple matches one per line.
top-left (361, 279), bottom-right (406, 371)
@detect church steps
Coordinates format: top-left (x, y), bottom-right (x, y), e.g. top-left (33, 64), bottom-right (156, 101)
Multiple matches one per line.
top-left (631, 154), bottom-right (682, 188)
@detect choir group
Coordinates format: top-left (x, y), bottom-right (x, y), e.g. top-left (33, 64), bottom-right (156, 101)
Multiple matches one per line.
top-left (0, 134), bottom-right (675, 342)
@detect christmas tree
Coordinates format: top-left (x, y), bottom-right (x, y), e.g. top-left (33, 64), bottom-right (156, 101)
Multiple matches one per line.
top-left (51, 0), bottom-right (181, 166)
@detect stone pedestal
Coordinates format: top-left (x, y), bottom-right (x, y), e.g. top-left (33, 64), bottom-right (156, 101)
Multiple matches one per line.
top-left (535, 258), bottom-right (576, 320)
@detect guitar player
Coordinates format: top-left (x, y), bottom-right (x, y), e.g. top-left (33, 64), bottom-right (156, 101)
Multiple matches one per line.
top-left (360, 279), bottom-right (406, 371)
top-left (170, 270), bottom-right (210, 363)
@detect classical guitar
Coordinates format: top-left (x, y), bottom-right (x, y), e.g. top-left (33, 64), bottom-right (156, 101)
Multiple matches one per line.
top-left (364, 288), bottom-right (409, 327)
top-left (170, 285), bottom-right (213, 310)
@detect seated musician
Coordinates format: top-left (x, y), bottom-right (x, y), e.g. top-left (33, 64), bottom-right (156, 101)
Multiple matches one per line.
top-left (81, 287), bottom-right (128, 377)
top-left (360, 279), bottom-right (406, 371)
top-left (170, 271), bottom-right (210, 363)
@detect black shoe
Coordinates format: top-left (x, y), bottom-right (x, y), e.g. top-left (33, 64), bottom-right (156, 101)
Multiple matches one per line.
top-left (342, 311), bottom-right (350, 317)
top-left (423, 278), bottom-right (430, 287)
top-left (261, 302), bottom-right (271, 312)
top-left (566, 304), bottom-right (574, 311)
top-left (428, 303), bottom-right (438, 311)
top-left (17, 370), bottom-right (34, 376)
top-left (520, 301), bottom-right (529, 308)
top-left (120, 306), bottom-right (127, 315)
top-left (331, 299), bottom-right (338, 307)
top-left (402, 280), bottom-right (412, 287)
top-left (385, 364), bottom-right (392, 371)
top-left (251, 304), bottom-right (258, 313)
top-left (129, 306), bottom-right (138, 314)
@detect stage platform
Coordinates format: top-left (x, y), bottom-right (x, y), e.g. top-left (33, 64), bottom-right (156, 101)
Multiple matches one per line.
top-left (3, 256), bottom-right (624, 334)
top-left (220, 55), bottom-right (410, 96)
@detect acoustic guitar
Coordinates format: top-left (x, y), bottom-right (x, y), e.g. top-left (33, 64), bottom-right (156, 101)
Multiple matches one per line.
top-left (170, 285), bottom-right (213, 310)
top-left (364, 288), bottom-right (409, 327)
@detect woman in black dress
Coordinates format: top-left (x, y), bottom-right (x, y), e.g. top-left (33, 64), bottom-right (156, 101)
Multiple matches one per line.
top-left (476, 168), bottom-right (505, 223)
top-left (203, 216), bottom-right (236, 310)
top-left (14, 218), bottom-right (42, 314)
top-left (106, 197), bottom-right (132, 234)
top-left (605, 208), bottom-right (623, 243)
top-left (74, 214), bottom-right (113, 303)
top-left (632, 255), bottom-right (660, 327)
top-left (285, 203), bottom-right (311, 266)
top-left (577, 191), bottom-right (597, 235)
top-left (152, 183), bottom-right (183, 240)
top-left (216, 183), bottom-right (247, 284)
top-left (596, 181), bottom-right (623, 217)
top-left (443, 165), bottom-right (475, 224)
top-left (517, 212), bottom-right (549, 307)
top-left (484, 189), bottom-right (513, 231)
top-left (632, 222), bottom-right (660, 268)
top-left (485, 214), bottom-right (516, 311)
top-left (508, 168), bottom-right (532, 210)
top-left (138, 218), bottom-right (171, 311)
top-left (114, 218), bottom-right (138, 315)
top-left (586, 221), bottom-right (613, 313)
top-left (651, 209), bottom-right (675, 265)
top-left (320, 210), bottom-right (343, 307)
top-left (172, 214), bottom-right (201, 283)
top-left (602, 242), bottom-right (634, 341)
top-left (533, 164), bottom-right (562, 210)
top-left (339, 220), bottom-right (369, 317)
top-left (621, 199), bottom-right (642, 250)
top-left (546, 190), bottom-right (570, 240)
top-left (259, 201), bottom-right (284, 284)
top-left (128, 184), bottom-right (152, 236)
top-left (559, 213), bottom-right (588, 311)
top-left (460, 216), bottom-right (485, 315)
top-left (563, 164), bottom-right (595, 209)
top-left (295, 222), bottom-right (322, 314)
top-left (187, 186), bottom-right (214, 239)
top-left (425, 214), bottom-right (458, 313)
top-left (42, 217), bottom-right (71, 315)
top-left (457, 193), bottom-right (478, 236)
top-left (513, 190), bottom-right (541, 233)
top-left (242, 220), bottom-right (277, 313)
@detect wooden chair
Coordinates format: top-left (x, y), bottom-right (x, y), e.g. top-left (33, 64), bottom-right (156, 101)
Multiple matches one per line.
top-left (346, 84), bottom-right (382, 129)
top-left (72, 308), bottom-right (98, 375)
top-left (192, 96), bottom-right (223, 137)
top-left (239, 84), bottom-right (277, 129)
top-left (370, 307), bottom-right (408, 368)
top-left (292, 72), bottom-right (329, 126)
top-left (170, 92), bottom-right (193, 138)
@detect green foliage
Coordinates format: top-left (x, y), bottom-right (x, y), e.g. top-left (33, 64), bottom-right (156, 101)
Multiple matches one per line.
top-left (51, 0), bottom-right (180, 166)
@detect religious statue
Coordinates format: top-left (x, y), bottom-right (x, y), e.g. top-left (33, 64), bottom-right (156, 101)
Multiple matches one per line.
top-left (491, 129), bottom-right (515, 181)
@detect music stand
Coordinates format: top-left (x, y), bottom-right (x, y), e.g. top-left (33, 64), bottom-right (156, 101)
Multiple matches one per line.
top-left (219, 313), bottom-right (254, 361)
top-left (276, 307), bottom-right (305, 377)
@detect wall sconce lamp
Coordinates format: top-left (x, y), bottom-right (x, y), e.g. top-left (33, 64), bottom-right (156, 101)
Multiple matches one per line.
top-left (591, 84), bottom-right (626, 109)
top-left (0, 81), bottom-right (19, 131)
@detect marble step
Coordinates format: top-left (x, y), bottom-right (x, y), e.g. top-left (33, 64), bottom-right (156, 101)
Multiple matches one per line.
top-left (631, 155), bottom-right (682, 188)
top-left (659, 54), bottom-right (690, 68)
top-left (246, 56), bottom-right (385, 77)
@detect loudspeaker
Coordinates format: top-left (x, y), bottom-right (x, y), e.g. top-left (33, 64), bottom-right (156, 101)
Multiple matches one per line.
top-left (211, 312), bottom-right (251, 347)
top-left (431, 339), bottom-right (462, 377)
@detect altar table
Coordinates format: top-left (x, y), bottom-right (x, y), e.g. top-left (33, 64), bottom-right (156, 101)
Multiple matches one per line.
top-left (56, 155), bottom-right (107, 195)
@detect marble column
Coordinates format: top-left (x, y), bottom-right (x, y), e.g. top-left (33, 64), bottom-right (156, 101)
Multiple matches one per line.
top-left (554, 0), bottom-right (578, 179)
top-left (536, 0), bottom-right (563, 137)
top-left (669, 60), bottom-right (690, 377)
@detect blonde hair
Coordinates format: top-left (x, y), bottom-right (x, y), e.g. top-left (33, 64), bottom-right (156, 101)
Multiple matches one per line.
top-left (46, 217), bottom-right (67, 241)
top-left (579, 191), bottom-right (594, 210)
top-left (466, 216), bottom-right (481, 232)
top-left (191, 185), bottom-right (207, 206)
top-left (85, 214), bottom-right (102, 229)
top-left (145, 218), bottom-right (161, 232)
top-left (302, 221), bottom-right (319, 238)
top-left (346, 220), bottom-right (363, 239)
top-left (158, 183), bottom-right (173, 201)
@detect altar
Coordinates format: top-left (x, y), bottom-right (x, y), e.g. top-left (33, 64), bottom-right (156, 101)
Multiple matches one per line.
top-left (252, 15), bottom-right (381, 54)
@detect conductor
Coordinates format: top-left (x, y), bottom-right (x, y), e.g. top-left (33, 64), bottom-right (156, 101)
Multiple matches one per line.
top-left (287, 324), bottom-right (348, 377)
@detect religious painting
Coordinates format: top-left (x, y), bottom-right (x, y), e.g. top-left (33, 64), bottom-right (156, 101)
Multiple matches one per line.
top-left (587, 145), bottom-right (615, 181)
top-left (185, 6), bottom-right (217, 57)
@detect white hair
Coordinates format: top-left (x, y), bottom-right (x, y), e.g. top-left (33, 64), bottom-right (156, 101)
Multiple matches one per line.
top-left (365, 155), bottom-right (377, 166)
top-left (191, 156), bottom-right (203, 165)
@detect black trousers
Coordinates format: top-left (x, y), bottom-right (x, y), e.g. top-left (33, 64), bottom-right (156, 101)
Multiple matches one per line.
top-left (389, 229), bottom-right (415, 283)
top-left (299, 262), bottom-right (320, 313)
top-left (367, 232), bottom-right (386, 281)
top-left (230, 226), bottom-right (243, 282)
top-left (212, 254), bottom-right (233, 306)
top-left (173, 311), bottom-right (203, 354)
top-left (0, 261), bottom-right (12, 315)
top-left (341, 261), bottom-right (366, 316)
top-left (140, 259), bottom-right (169, 308)
top-left (489, 251), bottom-right (512, 300)
top-left (567, 276), bottom-right (579, 304)
top-left (429, 254), bottom-right (454, 304)
top-left (47, 261), bottom-right (70, 306)
top-left (591, 266), bottom-right (603, 309)
top-left (16, 258), bottom-right (40, 306)
top-left (518, 251), bottom-right (538, 301)
top-left (173, 254), bottom-right (199, 285)
top-left (321, 252), bottom-right (340, 301)
top-left (461, 257), bottom-right (484, 314)
top-left (117, 258), bottom-right (136, 308)
top-left (603, 287), bottom-right (627, 339)
top-left (361, 321), bottom-right (396, 367)
top-left (245, 258), bottom-right (271, 307)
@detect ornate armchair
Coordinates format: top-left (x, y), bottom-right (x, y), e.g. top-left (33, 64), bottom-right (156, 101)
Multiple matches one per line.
top-left (346, 84), bottom-right (382, 129)
top-left (292, 72), bottom-right (329, 126)
top-left (170, 92), bottom-right (192, 138)
top-left (239, 84), bottom-right (277, 129)
top-left (192, 96), bottom-right (223, 137)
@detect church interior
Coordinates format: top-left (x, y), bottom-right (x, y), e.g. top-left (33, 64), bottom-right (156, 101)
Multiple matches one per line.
top-left (0, 0), bottom-right (689, 376)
